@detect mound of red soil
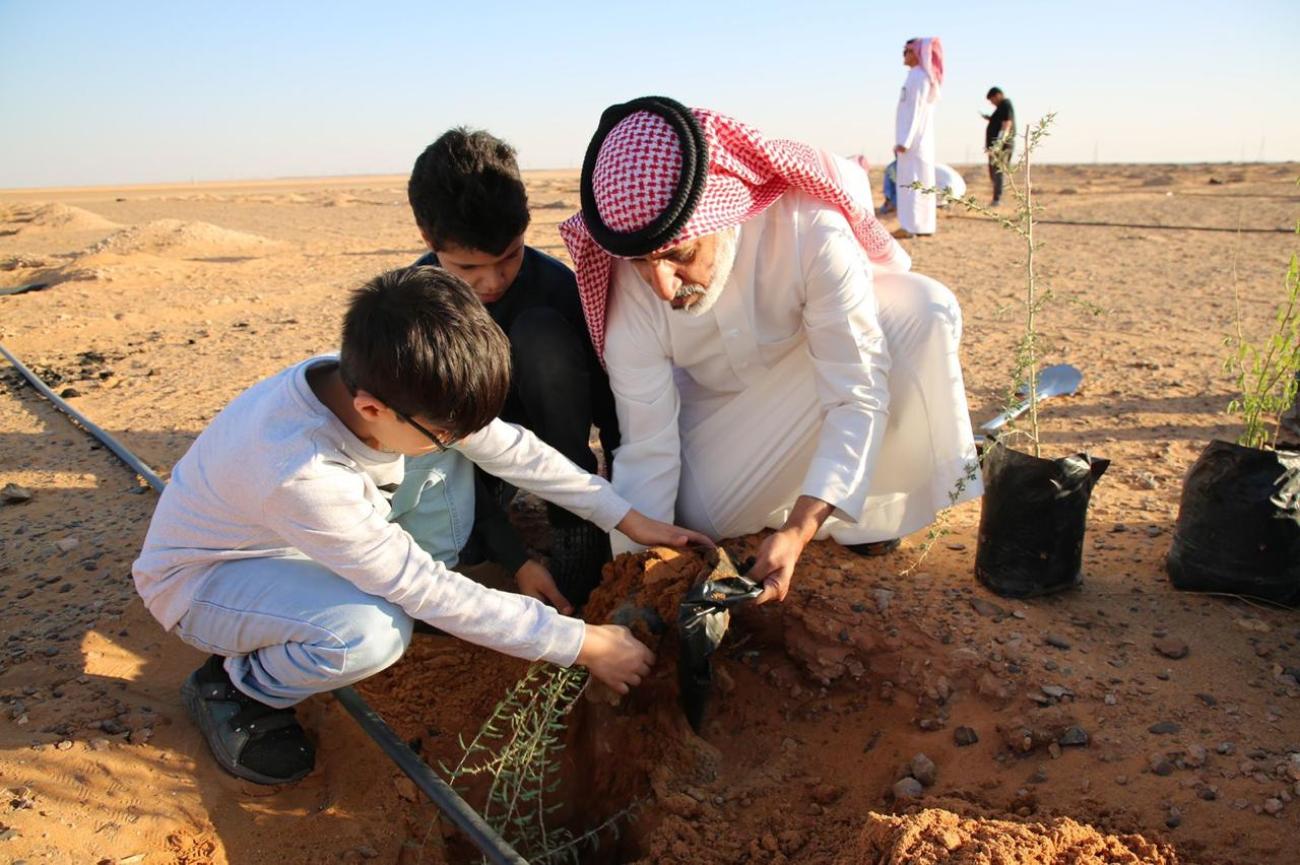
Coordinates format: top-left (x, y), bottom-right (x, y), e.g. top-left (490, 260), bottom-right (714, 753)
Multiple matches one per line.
top-left (838, 806), bottom-right (1179, 865)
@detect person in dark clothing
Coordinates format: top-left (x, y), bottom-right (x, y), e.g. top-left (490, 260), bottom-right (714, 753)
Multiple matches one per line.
top-left (981, 87), bottom-right (1016, 207)
top-left (408, 128), bottom-right (621, 606)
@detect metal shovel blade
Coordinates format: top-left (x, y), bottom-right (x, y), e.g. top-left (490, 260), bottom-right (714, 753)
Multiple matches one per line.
top-left (981, 364), bottom-right (1083, 433)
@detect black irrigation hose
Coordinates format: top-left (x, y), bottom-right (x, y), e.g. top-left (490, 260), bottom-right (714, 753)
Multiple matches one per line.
top-left (332, 686), bottom-right (529, 865)
top-left (946, 213), bottom-right (1291, 234)
top-left (0, 339), bottom-right (529, 865)
top-left (0, 340), bottom-right (166, 492)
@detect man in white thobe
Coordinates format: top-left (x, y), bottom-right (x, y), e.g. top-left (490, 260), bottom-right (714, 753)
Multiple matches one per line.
top-left (561, 96), bottom-right (981, 603)
top-left (894, 37), bottom-right (944, 238)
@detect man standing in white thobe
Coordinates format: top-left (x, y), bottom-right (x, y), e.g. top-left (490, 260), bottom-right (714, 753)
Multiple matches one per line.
top-left (894, 37), bottom-right (944, 238)
top-left (561, 97), bottom-right (981, 603)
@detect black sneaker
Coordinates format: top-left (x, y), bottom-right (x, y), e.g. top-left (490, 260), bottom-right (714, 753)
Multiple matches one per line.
top-left (180, 655), bottom-right (316, 785)
top-left (549, 523), bottom-right (611, 609)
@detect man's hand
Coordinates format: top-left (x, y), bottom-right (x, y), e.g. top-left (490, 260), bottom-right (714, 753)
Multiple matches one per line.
top-left (751, 527), bottom-right (806, 604)
top-left (752, 496), bottom-right (834, 604)
top-left (894, 145), bottom-right (907, 155)
top-left (516, 559), bottom-right (572, 615)
top-left (615, 509), bottom-right (715, 549)
top-left (576, 623), bottom-right (655, 694)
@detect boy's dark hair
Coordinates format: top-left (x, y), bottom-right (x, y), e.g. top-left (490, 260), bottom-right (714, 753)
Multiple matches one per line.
top-left (987, 87), bottom-right (1004, 99)
top-left (340, 266), bottom-right (511, 440)
top-left (408, 128), bottom-right (531, 256)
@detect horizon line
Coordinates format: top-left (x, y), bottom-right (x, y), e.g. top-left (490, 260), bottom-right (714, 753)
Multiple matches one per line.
top-left (3, 159), bottom-right (1298, 196)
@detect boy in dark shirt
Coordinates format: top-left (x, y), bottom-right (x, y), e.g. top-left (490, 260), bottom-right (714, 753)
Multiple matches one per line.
top-left (408, 128), bottom-right (621, 606)
top-left (982, 87), bottom-right (1016, 206)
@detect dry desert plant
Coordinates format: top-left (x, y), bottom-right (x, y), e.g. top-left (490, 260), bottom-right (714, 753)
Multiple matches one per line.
top-left (443, 663), bottom-right (635, 864)
top-left (1225, 181), bottom-right (1300, 450)
top-left (914, 114), bottom-right (1057, 457)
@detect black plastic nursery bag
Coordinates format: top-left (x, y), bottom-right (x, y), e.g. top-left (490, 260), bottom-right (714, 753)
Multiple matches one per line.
top-left (676, 550), bottom-right (762, 731)
top-left (1166, 439), bottom-right (1300, 605)
top-left (975, 440), bottom-right (1109, 598)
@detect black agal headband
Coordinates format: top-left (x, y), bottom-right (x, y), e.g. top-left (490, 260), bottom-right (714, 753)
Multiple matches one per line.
top-left (578, 96), bottom-right (709, 258)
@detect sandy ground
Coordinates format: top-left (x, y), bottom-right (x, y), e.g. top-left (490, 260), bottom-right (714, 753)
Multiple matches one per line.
top-left (1, 161), bottom-right (1298, 864)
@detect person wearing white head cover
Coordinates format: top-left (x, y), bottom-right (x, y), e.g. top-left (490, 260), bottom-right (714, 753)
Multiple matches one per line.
top-left (562, 97), bottom-right (982, 604)
top-left (894, 37), bottom-right (944, 238)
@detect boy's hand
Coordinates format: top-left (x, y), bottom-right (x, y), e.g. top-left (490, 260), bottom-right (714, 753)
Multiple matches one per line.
top-left (516, 559), bottom-right (572, 615)
top-left (576, 624), bottom-right (655, 694)
top-left (615, 510), bottom-right (715, 550)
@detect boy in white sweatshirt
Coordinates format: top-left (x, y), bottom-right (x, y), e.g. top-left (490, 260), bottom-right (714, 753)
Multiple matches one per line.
top-left (133, 266), bottom-right (710, 785)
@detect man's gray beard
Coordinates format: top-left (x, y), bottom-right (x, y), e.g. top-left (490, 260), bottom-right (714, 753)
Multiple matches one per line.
top-left (673, 227), bottom-right (739, 317)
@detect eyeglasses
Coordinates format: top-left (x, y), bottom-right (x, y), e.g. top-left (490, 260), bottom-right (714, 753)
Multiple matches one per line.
top-left (398, 413), bottom-right (451, 452)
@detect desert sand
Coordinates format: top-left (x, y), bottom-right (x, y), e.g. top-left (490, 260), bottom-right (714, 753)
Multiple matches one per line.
top-left (1, 161), bottom-right (1298, 864)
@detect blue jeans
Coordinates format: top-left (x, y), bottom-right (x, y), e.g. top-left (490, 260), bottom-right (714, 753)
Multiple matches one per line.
top-left (173, 451), bottom-right (478, 707)
top-left (176, 556), bottom-right (414, 708)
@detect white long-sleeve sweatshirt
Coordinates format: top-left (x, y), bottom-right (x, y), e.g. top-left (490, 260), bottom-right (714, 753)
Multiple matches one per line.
top-left (132, 355), bottom-right (631, 667)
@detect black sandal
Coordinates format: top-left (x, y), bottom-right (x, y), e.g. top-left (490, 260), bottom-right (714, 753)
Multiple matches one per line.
top-left (180, 655), bottom-right (316, 785)
top-left (844, 538), bottom-right (902, 557)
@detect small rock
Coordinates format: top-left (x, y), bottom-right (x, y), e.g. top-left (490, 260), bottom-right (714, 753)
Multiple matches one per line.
top-left (1045, 634), bottom-right (1071, 650)
top-left (356, 845), bottom-right (380, 859)
top-left (60, 387), bottom-right (81, 399)
top-left (1, 483), bottom-right (33, 504)
top-left (1154, 637), bottom-right (1190, 658)
top-left (1264, 798), bottom-right (1284, 815)
top-left (953, 726), bottom-right (979, 747)
top-left (1199, 786), bottom-right (1219, 801)
top-left (1195, 693), bottom-right (1218, 707)
top-left (1166, 807), bottom-right (1182, 828)
top-left (1149, 755), bottom-right (1175, 776)
top-left (871, 588), bottom-right (894, 614)
top-left (910, 753), bottom-right (938, 787)
top-left (1235, 617), bottom-right (1272, 634)
top-left (88, 738), bottom-right (111, 751)
top-left (1217, 741), bottom-right (1236, 755)
top-left (54, 537), bottom-right (80, 553)
top-left (811, 783), bottom-right (844, 805)
top-left (1059, 726), bottom-right (1090, 747)
top-left (971, 598), bottom-right (1006, 619)
top-left (1185, 745), bottom-right (1207, 768)
top-left (1149, 721), bottom-right (1181, 735)
top-left (893, 777), bottom-right (924, 799)
top-left (1048, 742), bottom-right (1062, 760)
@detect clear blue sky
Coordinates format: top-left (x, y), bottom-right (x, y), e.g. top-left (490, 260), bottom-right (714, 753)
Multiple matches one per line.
top-left (1, 0), bottom-right (1297, 188)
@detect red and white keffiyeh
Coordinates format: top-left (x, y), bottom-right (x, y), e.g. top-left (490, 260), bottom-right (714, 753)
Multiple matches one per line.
top-left (560, 99), bottom-right (909, 358)
top-left (907, 37), bottom-right (944, 101)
